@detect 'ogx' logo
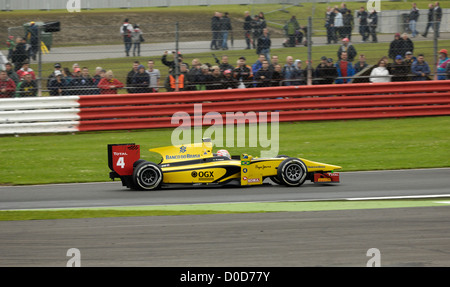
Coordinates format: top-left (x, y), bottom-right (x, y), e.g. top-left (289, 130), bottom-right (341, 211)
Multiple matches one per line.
top-left (191, 171), bottom-right (214, 178)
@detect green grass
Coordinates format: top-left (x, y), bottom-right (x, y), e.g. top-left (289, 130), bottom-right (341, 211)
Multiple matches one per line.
top-left (1, 116), bottom-right (449, 186)
top-left (1, 198), bottom-right (449, 221)
top-left (0, 209), bottom-right (262, 221)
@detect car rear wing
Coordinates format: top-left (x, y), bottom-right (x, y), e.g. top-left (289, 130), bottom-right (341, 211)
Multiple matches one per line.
top-left (107, 144), bottom-right (141, 179)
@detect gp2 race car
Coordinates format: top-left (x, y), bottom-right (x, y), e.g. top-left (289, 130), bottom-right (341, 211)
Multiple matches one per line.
top-left (107, 138), bottom-right (341, 190)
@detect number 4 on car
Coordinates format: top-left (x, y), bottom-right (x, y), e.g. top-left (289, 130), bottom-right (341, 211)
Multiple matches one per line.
top-left (107, 138), bottom-right (342, 190)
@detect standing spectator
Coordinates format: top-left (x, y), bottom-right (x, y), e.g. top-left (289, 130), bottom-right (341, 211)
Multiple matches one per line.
top-left (284, 16), bottom-right (300, 48)
top-left (357, 7), bottom-right (369, 42)
top-left (131, 24), bottom-right (143, 57)
top-left (314, 56), bottom-right (329, 84)
top-left (25, 21), bottom-right (39, 61)
top-left (409, 3), bottom-right (420, 38)
top-left (343, 9), bottom-right (354, 40)
top-left (433, 1), bottom-right (442, 38)
top-left (161, 50), bottom-right (188, 73)
top-left (233, 56), bottom-right (253, 88)
top-left (325, 7), bottom-right (337, 44)
top-left (194, 64), bottom-right (212, 91)
top-left (68, 67), bottom-right (85, 95)
top-left (11, 37), bottom-right (28, 72)
top-left (411, 54), bottom-right (430, 81)
top-left (221, 69), bottom-right (238, 89)
top-left (255, 60), bottom-right (273, 87)
top-left (268, 55), bottom-right (280, 71)
top-left (244, 11), bottom-right (252, 50)
top-left (15, 72), bottom-right (37, 97)
top-left (323, 58), bottom-right (339, 84)
top-left (335, 52), bottom-right (355, 84)
top-left (292, 59), bottom-right (307, 86)
top-left (218, 55), bottom-right (234, 73)
top-left (62, 67), bottom-right (73, 86)
top-left (337, 38), bottom-right (357, 62)
top-left (436, 49), bottom-right (450, 80)
top-left (251, 15), bottom-right (262, 49)
top-left (252, 54), bottom-right (266, 74)
top-left (389, 33), bottom-right (403, 60)
top-left (0, 70), bottom-right (16, 98)
top-left (422, 3), bottom-right (435, 38)
top-left (6, 36), bottom-right (15, 61)
top-left (47, 70), bottom-right (67, 96)
top-left (334, 8), bottom-right (344, 41)
top-left (282, 56), bottom-right (296, 86)
top-left (370, 59), bottom-right (391, 83)
top-left (354, 54), bottom-right (368, 73)
top-left (368, 10), bottom-right (378, 43)
top-left (187, 58), bottom-right (202, 90)
top-left (47, 63), bottom-right (62, 81)
top-left (165, 63), bottom-right (188, 92)
top-left (391, 55), bottom-right (410, 82)
top-left (271, 64), bottom-right (283, 87)
top-left (257, 28), bottom-right (271, 63)
top-left (120, 19), bottom-right (133, 57)
top-left (92, 67), bottom-right (104, 93)
top-left (132, 65), bottom-right (151, 93)
top-left (207, 66), bottom-right (223, 90)
top-left (80, 67), bottom-right (96, 95)
top-left (16, 61), bottom-right (36, 80)
top-left (400, 33), bottom-right (414, 58)
top-left (126, 61), bottom-right (140, 93)
top-left (210, 12), bottom-right (221, 50)
top-left (220, 12), bottom-right (232, 50)
top-left (98, 70), bottom-right (124, 94)
top-left (4, 62), bottom-right (19, 84)
top-left (146, 59), bottom-right (160, 92)
top-left (404, 51), bottom-right (415, 67)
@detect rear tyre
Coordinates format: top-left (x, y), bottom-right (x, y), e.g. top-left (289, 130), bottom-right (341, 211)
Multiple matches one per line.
top-left (277, 158), bottom-right (307, 187)
top-left (132, 161), bottom-right (163, 190)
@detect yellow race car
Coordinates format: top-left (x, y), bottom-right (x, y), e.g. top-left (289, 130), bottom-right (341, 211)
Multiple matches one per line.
top-left (107, 138), bottom-right (341, 190)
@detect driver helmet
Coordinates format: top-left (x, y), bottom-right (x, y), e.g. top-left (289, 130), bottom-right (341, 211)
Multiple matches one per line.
top-left (216, 149), bottom-right (231, 159)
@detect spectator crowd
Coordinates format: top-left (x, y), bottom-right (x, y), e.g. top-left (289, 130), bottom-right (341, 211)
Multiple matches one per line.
top-left (1, 2), bottom-right (449, 98)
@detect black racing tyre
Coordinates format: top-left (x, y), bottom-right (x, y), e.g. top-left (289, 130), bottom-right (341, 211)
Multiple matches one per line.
top-left (276, 158), bottom-right (307, 187)
top-left (270, 156), bottom-right (292, 185)
top-left (132, 161), bottom-right (163, 190)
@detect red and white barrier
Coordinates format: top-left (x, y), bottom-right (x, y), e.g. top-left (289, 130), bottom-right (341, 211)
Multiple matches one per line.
top-left (0, 96), bottom-right (80, 134)
top-left (1, 81), bottom-right (450, 135)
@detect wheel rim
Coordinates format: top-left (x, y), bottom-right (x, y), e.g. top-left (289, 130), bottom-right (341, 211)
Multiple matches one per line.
top-left (286, 164), bottom-right (303, 182)
top-left (140, 168), bottom-right (158, 186)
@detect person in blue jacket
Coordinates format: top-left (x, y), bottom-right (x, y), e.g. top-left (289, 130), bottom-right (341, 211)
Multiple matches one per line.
top-left (335, 51), bottom-right (355, 84)
top-left (411, 54), bottom-right (430, 81)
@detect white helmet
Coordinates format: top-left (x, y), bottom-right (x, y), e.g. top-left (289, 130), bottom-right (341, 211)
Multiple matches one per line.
top-left (216, 149), bottom-right (231, 159)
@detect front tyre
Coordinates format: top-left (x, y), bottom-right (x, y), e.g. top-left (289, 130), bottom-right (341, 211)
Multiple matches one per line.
top-left (277, 158), bottom-right (307, 187)
top-left (133, 161), bottom-right (163, 190)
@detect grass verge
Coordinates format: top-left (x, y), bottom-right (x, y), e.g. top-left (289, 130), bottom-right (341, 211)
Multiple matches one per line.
top-left (1, 198), bottom-right (449, 221)
top-left (1, 116), bottom-right (449, 186)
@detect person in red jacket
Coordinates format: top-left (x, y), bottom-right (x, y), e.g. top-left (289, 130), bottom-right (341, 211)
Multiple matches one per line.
top-left (16, 61), bottom-right (36, 80)
top-left (97, 70), bottom-right (124, 94)
top-left (0, 70), bottom-right (16, 98)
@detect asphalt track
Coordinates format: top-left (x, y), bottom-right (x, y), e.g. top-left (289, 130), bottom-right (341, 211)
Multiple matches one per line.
top-left (0, 169), bottom-right (449, 210)
top-left (0, 168), bottom-right (449, 267)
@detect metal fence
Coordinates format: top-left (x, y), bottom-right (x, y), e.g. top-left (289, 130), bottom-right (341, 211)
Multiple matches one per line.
top-left (2, 11), bottom-right (449, 98)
